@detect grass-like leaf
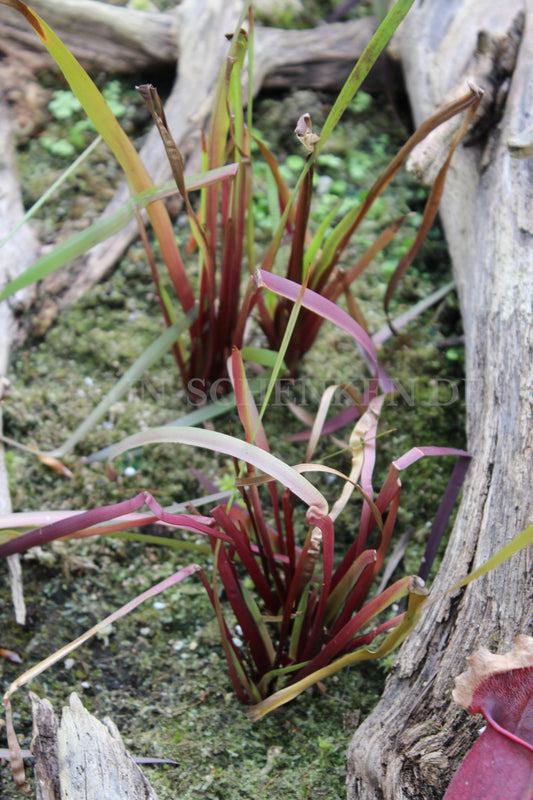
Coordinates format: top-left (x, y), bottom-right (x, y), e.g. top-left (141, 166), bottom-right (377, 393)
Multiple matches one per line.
top-left (0, 166), bottom-right (238, 301)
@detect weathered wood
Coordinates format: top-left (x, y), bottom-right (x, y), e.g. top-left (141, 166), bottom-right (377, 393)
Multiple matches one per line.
top-left (0, 0), bottom-right (178, 72)
top-left (346, 2), bottom-right (533, 798)
top-left (30, 692), bottom-right (160, 800)
top-left (1, 0), bottom-right (377, 88)
top-left (30, 693), bottom-right (60, 800)
top-left (252, 15), bottom-right (378, 93)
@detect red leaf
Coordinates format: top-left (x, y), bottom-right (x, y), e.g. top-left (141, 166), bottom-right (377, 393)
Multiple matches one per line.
top-left (445, 636), bottom-right (533, 799)
top-left (444, 724), bottom-right (533, 800)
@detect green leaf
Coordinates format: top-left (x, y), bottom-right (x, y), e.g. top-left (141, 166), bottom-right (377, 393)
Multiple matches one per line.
top-left (316, 0), bottom-right (416, 152)
top-left (107, 425), bottom-right (329, 519)
top-left (449, 523), bottom-right (533, 594)
top-left (0, 165), bottom-right (238, 301)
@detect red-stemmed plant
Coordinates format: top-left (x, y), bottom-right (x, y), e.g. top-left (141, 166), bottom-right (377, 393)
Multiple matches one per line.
top-left (0, 275), bottom-right (471, 715)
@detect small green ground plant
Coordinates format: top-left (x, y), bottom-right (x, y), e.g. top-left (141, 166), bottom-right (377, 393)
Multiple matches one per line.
top-left (41, 81), bottom-right (128, 157)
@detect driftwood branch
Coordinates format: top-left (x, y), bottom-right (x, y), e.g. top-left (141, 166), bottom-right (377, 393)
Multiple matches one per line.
top-left (0, 0), bottom-right (178, 72)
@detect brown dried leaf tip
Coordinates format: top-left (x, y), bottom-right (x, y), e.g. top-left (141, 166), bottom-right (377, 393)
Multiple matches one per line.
top-left (452, 635), bottom-right (533, 710)
top-left (295, 112), bottom-right (321, 154)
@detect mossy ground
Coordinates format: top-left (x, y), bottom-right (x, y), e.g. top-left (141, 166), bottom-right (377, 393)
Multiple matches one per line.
top-left (1, 33), bottom-right (465, 799)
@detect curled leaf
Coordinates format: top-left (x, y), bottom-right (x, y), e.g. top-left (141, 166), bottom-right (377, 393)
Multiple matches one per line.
top-left (295, 112), bottom-right (321, 154)
top-left (445, 636), bottom-right (533, 799)
top-left (453, 635), bottom-right (533, 715)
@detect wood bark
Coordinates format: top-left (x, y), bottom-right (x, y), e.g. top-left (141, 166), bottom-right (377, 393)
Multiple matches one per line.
top-left (30, 692), bottom-right (160, 799)
top-left (346, 2), bottom-right (533, 798)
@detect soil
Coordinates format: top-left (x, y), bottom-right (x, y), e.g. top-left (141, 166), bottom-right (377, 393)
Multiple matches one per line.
top-left (0, 32), bottom-right (466, 799)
